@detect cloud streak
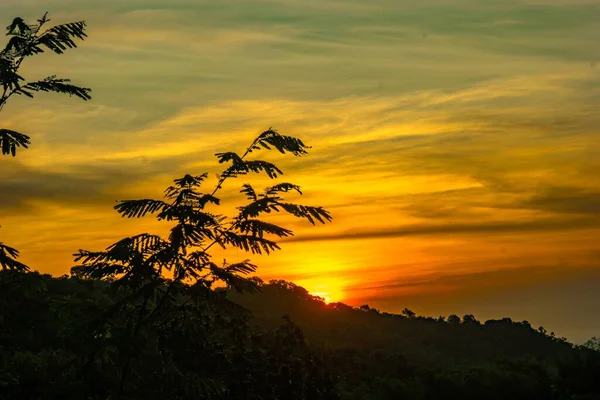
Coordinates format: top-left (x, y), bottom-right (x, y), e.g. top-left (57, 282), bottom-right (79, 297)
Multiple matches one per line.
top-left (1, 0), bottom-right (599, 342)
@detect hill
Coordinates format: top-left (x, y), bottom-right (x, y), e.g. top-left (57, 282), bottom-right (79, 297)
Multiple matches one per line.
top-left (1, 271), bottom-right (599, 399)
top-left (230, 280), bottom-right (600, 399)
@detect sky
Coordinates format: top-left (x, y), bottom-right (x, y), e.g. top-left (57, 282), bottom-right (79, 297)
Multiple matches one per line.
top-left (1, 0), bottom-right (599, 343)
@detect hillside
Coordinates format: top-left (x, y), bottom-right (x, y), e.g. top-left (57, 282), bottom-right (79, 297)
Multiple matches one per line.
top-left (231, 280), bottom-right (575, 364)
top-left (230, 280), bottom-right (600, 399)
top-left (1, 271), bottom-right (599, 399)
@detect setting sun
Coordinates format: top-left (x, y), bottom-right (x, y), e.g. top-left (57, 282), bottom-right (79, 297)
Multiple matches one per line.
top-left (311, 292), bottom-right (332, 304)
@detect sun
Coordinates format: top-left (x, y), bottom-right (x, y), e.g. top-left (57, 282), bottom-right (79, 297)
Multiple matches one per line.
top-left (297, 275), bottom-right (345, 305)
top-left (310, 291), bottom-right (333, 304)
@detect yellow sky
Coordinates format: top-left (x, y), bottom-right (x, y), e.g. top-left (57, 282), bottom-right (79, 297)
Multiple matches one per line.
top-left (1, 0), bottom-right (599, 343)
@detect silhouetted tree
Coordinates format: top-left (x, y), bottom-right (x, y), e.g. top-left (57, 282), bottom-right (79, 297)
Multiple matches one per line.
top-left (583, 337), bottom-right (600, 352)
top-left (0, 237), bottom-right (28, 272)
top-left (1, 13), bottom-right (90, 155)
top-left (71, 129), bottom-right (332, 398)
top-left (462, 314), bottom-right (480, 325)
top-left (0, 13), bottom-right (91, 272)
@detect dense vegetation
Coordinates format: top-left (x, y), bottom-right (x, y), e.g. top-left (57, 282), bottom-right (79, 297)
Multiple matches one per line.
top-left (1, 13), bottom-right (599, 400)
top-left (1, 272), bottom-right (600, 399)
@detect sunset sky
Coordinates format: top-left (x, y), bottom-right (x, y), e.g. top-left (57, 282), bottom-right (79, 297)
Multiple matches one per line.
top-left (1, 0), bottom-right (599, 343)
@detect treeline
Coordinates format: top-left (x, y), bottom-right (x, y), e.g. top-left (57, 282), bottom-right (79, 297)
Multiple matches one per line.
top-left (2, 271), bottom-right (599, 400)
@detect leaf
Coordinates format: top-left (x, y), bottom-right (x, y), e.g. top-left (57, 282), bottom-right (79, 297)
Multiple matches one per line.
top-left (265, 182), bottom-right (303, 196)
top-left (21, 75), bottom-right (91, 101)
top-left (251, 128), bottom-right (311, 156)
top-left (221, 160), bottom-right (283, 180)
top-left (169, 188), bottom-right (220, 209)
top-left (278, 203), bottom-right (333, 225)
top-left (217, 231), bottom-right (281, 255)
top-left (0, 128), bottom-right (30, 156)
top-left (71, 260), bottom-right (126, 280)
top-left (208, 262), bottom-right (261, 293)
top-left (187, 250), bottom-right (212, 265)
top-left (71, 234), bottom-right (169, 283)
top-left (0, 60), bottom-right (25, 93)
top-left (2, 36), bottom-right (29, 58)
top-left (171, 173), bottom-right (208, 189)
top-left (225, 259), bottom-right (258, 275)
top-left (35, 21), bottom-right (87, 55)
top-left (107, 234), bottom-right (167, 257)
top-left (240, 184), bottom-right (257, 201)
top-left (169, 223), bottom-right (214, 250)
top-left (237, 197), bottom-right (277, 219)
top-left (215, 151), bottom-right (243, 165)
top-left (73, 234), bottom-right (165, 266)
top-left (237, 219), bottom-right (293, 238)
top-left (0, 242), bottom-right (30, 272)
top-left (114, 199), bottom-right (171, 218)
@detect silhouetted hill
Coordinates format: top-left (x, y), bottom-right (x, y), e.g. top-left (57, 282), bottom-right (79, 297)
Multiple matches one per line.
top-left (230, 280), bottom-right (575, 365)
top-left (2, 271), bottom-right (599, 400)
top-left (229, 280), bottom-right (600, 399)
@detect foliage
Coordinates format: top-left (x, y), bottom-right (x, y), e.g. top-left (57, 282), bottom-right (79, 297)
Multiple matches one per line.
top-left (583, 337), bottom-right (600, 352)
top-left (0, 271), bottom-right (339, 399)
top-left (0, 13), bottom-right (91, 111)
top-left (230, 280), bottom-right (600, 400)
top-left (0, 13), bottom-right (92, 273)
top-left (0, 13), bottom-right (91, 155)
top-left (2, 273), bottom-right (600, 400)
top-left (0, 240), bottom-right (29, 272)
top-left (67, 129), bottom-right (331, 398)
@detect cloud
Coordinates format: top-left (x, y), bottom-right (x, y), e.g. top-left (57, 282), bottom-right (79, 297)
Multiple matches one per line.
top-left (1, 0), bottom-right (600, 343)
top-left (519, 186), bottom-right (600, 215)
top-left (282, 216), bottom-right (600, 244)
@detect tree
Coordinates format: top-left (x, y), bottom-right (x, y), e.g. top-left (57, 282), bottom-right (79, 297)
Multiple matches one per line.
top-left (582, 337), bottom-right (600, 352)
top-left (1, 13), bottom-right (90, 155)
top-left (71, 128), bottom-right (333, 398)
top-left (0, 237), bottom-right (28, 271)
top-left (462, 314), bottom-right (480, 325)
top-left (0, 13), bottom-right (91, 271)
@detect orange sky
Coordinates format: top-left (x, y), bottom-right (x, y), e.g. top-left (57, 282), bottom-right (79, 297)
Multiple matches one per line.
top-left (1, 0), bottom-right (599, 343)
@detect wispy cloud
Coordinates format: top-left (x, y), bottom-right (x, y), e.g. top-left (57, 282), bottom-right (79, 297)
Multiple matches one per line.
top-left (1, 0), bottom-right (599, 341)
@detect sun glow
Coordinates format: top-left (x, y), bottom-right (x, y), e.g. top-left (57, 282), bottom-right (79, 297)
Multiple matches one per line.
top-left (311, 292), bottom-right (332, 304)
top-left (304, 280), bottom-right (345, 304)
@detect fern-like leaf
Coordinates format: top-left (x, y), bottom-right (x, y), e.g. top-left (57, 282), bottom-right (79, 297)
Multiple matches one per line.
top-left (0, 59), bottom-right (25, 93)
top-left (237, 197), bottom-right (277, 219)
top-left (171, 173), bottom-right (208, 189)
top-left (208, 262), bottom-right (260, 293)
top-left (0, 242), bottom-right (29, 272)
top-left (225, 260), bottom-right (258, 275)
top-left (20, 75), bottom-right (91, 100)
top-left (114, 199), bottom-right (171, 218)
top-left (0, 128), bottom-right (30, 156)
top-left (240, 184), bottom-right (257, 201)
top-left (215, 151), bottom-right (243, 165)
top-left (249, 128), bottom-right (311, 156)
top-left (278, 203), bottom-right (333, 225)
top-left (237, 219), bottom-right (293, 238)
top-left (168, 223), bottom-right (216, 251)
top-left (217, 231), bottom-right (280, 255)
top-left (35, 21), bottom-right (87, 55)
top-left (221, 160), bottom-right (283, 179)
top-left (265, 182), bottom-right (302, 195)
